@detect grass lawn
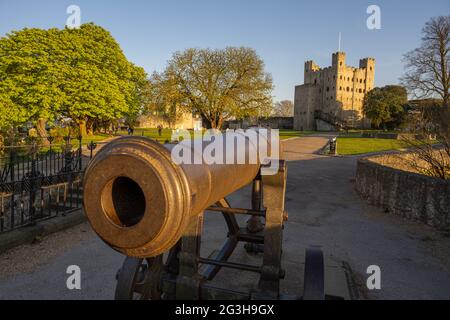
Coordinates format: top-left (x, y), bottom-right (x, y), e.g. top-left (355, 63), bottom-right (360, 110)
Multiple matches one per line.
top-left (336, 137), bottom-right (408, 155)
top-left (279, 130), bottom-right (315, 140)
top-left (115, 128), bottom-right (314, 142)
top-left (83, 129), bottom-right (410, 156)
top-left (118, 128), bottom-right (186, 143)
top-left (76, 133), bottom-right (112, 145)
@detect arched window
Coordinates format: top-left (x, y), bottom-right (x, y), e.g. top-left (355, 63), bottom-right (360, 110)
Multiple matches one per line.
top-left (346, 87), bottom-right (349, 92)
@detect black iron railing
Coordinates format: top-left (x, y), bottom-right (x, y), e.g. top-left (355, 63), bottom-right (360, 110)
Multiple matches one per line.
top-left (0, 136), bottom-right (94, 233)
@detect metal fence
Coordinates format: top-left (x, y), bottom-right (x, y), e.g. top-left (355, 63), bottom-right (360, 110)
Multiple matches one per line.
top-left (0, 136), bottom-right (92, 233)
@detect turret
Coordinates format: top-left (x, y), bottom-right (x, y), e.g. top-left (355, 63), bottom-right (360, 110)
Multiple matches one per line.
top-left (304, 60), bottom-right (320, 84)
top-left (359, 58), bottom-right (376, 90)
top-left (359, 57), bottom-right (375, 71)
top-left (332, 52), bottom-right (346, 69)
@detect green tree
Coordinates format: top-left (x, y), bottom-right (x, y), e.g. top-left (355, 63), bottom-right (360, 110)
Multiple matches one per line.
top-left (363, 85), bottom-right (408, 129)
top-left (155, 47), bottom-right (273, 129)
top-left (0, 94), bottom-right (25, 131)
top-left (145, 71), bottom-right (185, 128)
top-left (0, 23), bottom-right (147, 136)
top-left (0, 28), bottom-right (64, 134)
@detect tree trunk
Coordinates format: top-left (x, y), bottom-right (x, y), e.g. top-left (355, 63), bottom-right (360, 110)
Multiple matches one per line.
top-left (93, 120), bottom-right (100, 134)
top-left (440, 105), bottom-right (449, 136)
top-left (37, 118), bottom-right (49, 145)
top-left (217, 116), bottom-right (224, 130)
top-left (78, 119), bottom-right (87, 137)
top-left (203, 117), bottom-right (213, 129)
top-left (86, 118), bottom-right (94, 136)
top-left (438, 31), bottom-right (449, 136)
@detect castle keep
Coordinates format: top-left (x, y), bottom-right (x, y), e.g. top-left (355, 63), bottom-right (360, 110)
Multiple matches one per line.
top-left (294, 52), bottom-right (375, 130)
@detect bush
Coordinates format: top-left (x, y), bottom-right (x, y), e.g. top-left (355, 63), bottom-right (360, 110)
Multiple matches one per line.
top-left (401, 135), bottom-right (450, 180)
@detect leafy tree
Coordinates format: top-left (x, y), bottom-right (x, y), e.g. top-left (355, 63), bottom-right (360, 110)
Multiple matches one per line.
top-left (0, 28), bottom-right (63, 134)
top-left (0, 23), bottom-right (147, 137)
top-left (402, 15), bottom-right (449, 133)
top-left (145, 71), bottom-right (185, 128)
top-left (59, 24), bottom-right (148, 135)
top-left (0, 94), bottom-right (26, 131)
top-left (155, 47), bottom-right (273, 129)
top-left (363, 85), bottom-right (408, 129)
top-left (272, 100), bottom-right (294, 117)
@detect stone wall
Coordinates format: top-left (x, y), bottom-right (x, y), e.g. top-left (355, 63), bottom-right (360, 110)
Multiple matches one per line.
top-left (356, 157), bottom-right (449, 229)
top-left (259, 117), bottom-right (293, 129)
top-left (361, 132), bottom-right (428, 140)
top-left (136, 113), bottom-right (202, 130)
top-left (294, 84), bottom-right (319, 130)
top-left (294, 52), bottom-right (375, 131)
top-left (225, 117), bottom-right (293, 130)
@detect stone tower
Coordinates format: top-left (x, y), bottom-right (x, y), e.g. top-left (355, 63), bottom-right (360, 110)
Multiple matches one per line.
top-left (294, 52), bottom-right (375, 131)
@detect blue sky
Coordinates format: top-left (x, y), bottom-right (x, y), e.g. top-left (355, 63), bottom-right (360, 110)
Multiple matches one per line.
top-left (1, 0), bottom-right (448, 101)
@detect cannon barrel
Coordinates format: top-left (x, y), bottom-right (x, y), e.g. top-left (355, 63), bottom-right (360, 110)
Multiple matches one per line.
top-left (83, 134), bottom-right (269, 257)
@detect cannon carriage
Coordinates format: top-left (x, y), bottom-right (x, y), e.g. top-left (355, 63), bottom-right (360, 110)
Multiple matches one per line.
top-left (82, 134), bottom-right (327, 300)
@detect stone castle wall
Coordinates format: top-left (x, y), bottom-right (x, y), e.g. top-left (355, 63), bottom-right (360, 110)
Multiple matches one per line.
top-left (294, 52), bottom-right (375, 131)
top-left (225, 117), bottom-right (293, 129)
top-left (356, 156), bottom-right (449, 229)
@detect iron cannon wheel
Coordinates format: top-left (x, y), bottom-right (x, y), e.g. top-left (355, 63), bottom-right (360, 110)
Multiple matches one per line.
top-left (115, 255), bottom-right (163, 300)
top-left (303, 248), bottom-right (325, 300)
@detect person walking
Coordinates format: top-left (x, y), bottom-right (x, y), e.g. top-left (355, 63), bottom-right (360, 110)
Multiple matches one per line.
top-left (157, 125), bottom-right (162, 137)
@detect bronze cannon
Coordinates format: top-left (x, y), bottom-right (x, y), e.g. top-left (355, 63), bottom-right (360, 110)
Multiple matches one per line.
top-left (83, 133), bottom-right (327, 300)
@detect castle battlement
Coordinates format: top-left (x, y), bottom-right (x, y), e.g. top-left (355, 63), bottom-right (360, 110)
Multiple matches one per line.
top-left (294, 52), bottom-right (375, 131)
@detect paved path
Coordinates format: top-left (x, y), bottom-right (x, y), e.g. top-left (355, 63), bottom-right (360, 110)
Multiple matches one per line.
top-left (0, 135), bottom-right (449, 299)
top-left (282, 137), bottom-right (450, 299)
top-left (283, 134), bottom-right (334, 159)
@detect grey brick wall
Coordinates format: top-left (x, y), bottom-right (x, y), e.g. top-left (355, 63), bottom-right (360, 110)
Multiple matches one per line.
top-left (356, 158), bottom-right (449, 229)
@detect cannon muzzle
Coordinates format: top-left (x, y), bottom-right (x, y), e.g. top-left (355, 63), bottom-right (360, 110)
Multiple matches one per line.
top-left (83, 135), bottom-right (264, 257)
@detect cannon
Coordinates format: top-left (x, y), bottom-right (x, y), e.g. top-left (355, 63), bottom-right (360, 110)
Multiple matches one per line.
top-left (83, 134), bottom-right (326, 300)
